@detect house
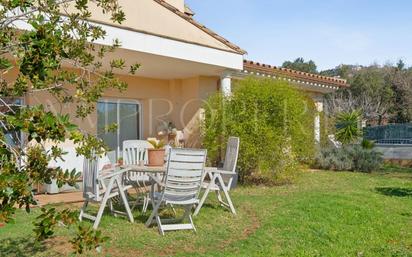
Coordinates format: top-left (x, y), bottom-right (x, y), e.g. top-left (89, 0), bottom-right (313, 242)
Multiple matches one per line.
top-left (10, 0), bottom-right (348, 160)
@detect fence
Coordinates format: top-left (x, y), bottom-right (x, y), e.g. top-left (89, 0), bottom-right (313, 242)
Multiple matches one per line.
top-left (364, 123), bottom-right (412, 144)
top-left (365, 124), bottom-right (412, 161)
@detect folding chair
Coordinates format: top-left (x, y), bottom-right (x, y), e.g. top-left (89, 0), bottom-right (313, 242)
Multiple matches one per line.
top-left (194, 137), bottom-right (240, 216)
top-left (122, 140), bottom-right (153, 211)
top-left (145, 148), bottom-right (207, 235)
top-left (79, 155), bottom-right (134, 229)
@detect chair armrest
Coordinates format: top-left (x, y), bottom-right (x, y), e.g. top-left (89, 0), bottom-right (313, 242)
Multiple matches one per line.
top-left (99, 167), bottom-right (131, 180)
top-left (212, 169), bottom-right (236, 175)
top-left (204, 167), bottom-right (219, 174)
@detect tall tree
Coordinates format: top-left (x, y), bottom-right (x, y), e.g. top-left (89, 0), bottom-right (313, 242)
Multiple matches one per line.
top-left (320, 64), bottom-right (358, 79)
top-left (388, 61), bottom-right (412, 123)
top-left (282, 57), bottom-right (318, 74)
top-left (0, 0), bottom-right (138, 253)
top-left (324, 64), bottom-right (397, 125)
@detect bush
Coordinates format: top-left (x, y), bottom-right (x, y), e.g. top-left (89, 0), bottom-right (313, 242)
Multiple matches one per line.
top-left (335, 110), bottom-right (362, 144)
top-left (361, 139), bottom-right (375, 149)
top-left (314, 145), bottom-right (383, 173)
top-left (202, 77), bottom-right (316, 184)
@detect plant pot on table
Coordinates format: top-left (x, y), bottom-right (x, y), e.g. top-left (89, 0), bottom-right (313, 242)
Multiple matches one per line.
top-left (148, 149), bottom-right (166, 166)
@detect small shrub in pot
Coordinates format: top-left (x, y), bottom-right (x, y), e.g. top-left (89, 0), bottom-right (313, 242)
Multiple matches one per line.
top-left (147, 140), bottom-right (166, 166)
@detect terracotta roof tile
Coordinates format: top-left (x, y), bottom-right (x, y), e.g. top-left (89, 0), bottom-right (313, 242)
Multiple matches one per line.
top-left (243, 60), bottom-right (349, 88)
top-left (153, 0), bottom-right (246, 54)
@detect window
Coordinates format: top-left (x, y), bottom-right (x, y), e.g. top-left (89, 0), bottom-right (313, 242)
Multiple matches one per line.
top-left (97, 99), bottom-right (141, 160)
top-left (1, 98), bottom-right (23, 147)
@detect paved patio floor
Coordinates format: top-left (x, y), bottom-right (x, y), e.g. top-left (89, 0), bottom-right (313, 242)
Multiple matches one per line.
top-left (34, 192), bottom-right (84, 207)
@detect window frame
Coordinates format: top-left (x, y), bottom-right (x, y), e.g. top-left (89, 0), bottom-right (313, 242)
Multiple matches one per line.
top-left (97, 98), bottom-right (143, 157)
top-left (1, 97), bottom-right (24, 148)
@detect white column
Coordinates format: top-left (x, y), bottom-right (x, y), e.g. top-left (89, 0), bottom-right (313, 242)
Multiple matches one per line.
top-left (220, 72), bottom-right (232, 97)
top-left (314, 101), bottom-right (323, 144)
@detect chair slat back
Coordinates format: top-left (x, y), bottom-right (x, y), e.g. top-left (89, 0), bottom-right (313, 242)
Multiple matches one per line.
top-left (123, 140), bottom-right (152, 182)
top-left (123, 140), bottom-right (151, 165)
top-left (163, 148), bottom-right (207, 202)
top-left (222, 137), bottom-right (240, 189)
top-left (83, 155), bottom-right (100, 202)
top-left (223, 137), bottom-right (240, 172)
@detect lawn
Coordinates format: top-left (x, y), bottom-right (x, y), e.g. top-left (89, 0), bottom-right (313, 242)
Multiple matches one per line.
top-left (2, 168), bottom-right (412, 257)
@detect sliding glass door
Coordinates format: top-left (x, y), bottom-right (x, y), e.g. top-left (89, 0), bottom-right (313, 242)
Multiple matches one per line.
top-left (97, 99), bottom-right (141, 160)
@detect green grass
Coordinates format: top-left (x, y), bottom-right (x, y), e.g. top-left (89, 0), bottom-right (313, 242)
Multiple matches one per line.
top-left (381, 163), bottom-right (412, 174)
top-left (2, 168), bottom-right (412, 257)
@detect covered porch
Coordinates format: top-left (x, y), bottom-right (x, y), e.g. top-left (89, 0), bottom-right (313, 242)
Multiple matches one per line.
top-left (24, 22), bottom-right (244, 160)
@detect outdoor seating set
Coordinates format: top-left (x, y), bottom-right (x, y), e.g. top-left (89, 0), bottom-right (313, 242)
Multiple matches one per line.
top-left (78, 137), bottom-right (240, 235)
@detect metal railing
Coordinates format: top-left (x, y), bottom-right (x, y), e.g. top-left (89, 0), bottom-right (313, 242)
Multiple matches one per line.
top-left (364, 124), bottom-right (412, 145)
top-left (375, 138), bottom-right (412, 145)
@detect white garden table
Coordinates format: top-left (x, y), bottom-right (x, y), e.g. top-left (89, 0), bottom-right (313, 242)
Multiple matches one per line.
top-left (123, 165), bottom-right (218, 184)
top-left (122, 165), bottom-right (225, 214)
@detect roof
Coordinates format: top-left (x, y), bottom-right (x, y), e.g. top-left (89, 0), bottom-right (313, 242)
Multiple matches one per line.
top-left (153, 0), bottom-right (246, 55)
top-left (184, 4), bottom-right (195, 16)
top-left (243, 60), bottom-right (349, 88)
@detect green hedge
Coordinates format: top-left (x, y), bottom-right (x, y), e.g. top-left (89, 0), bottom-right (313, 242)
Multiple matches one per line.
top-left (202, 77), bottom-right (316, 184)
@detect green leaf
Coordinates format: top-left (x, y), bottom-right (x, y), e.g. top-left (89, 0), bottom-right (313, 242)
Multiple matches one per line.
top-left (0, 58), bottom-right (12, 69)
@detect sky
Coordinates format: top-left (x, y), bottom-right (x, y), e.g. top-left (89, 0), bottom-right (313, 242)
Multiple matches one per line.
top-left (185, 0), bottom-right (412, 71)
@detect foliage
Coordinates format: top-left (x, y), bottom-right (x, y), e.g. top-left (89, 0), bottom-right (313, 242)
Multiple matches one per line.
top-left (381, 163), bottom-right (412, 173)
top-left (320, 64), bottom-right (357, 78)
top-left (323, 61), bottom-right (412, 124)
top-left (319, 111), bottom-right (336, 148)
top-left (389, 61), bottom-right (412, 123)
top-left (314, 145), bottom-right (383, 172)
top-left (70, 223), bottom-right (109, 254)
top-left (148, 139), bottom-right (166, 149)
top-left (33, 207), bottom-right (77, 241)
top-left (202, 77), bottom-right (316, 184)
top-left (361, 139), bottom-right (375, 149)
top-left (335, 110), bottom-right (362, 144)
top-left (0, 0), bottom-right (139, 253)
top-left (282, 57), bottom-right (318, 74)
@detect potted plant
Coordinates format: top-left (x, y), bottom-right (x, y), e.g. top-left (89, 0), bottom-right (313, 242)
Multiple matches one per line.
top-left (147, 139), bottom-right (166, 166)
top-left (117, 157), bottom-right (124, 166)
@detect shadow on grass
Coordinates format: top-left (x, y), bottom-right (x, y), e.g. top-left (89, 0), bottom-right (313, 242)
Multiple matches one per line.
top-left (376, 187), bottom-right (412, 197)
top-left (0, 237), bottom-right (45, 257)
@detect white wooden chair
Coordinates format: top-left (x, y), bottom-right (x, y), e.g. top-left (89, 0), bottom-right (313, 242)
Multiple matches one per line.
top-left (79, 155), bottom-right (134, 229)
top-left (194, 137), bottom-right (240, 216)
top-left (145, 148), bottom-right (207, 235)
top-left (122, 140), bottom-right (153, 210)
top-left (141, 143), bottom-right (172, 214)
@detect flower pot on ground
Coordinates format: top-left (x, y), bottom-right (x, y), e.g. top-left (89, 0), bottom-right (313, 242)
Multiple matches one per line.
top-left (148, 140), bottom-right (166, 166)
top-left (117, 158), bottom-right (124, 166)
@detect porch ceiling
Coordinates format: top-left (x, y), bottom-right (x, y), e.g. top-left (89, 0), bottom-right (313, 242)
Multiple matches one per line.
top-left (103, 48), bottom-right (228, 79)
top-left (12, 17), bottom-right (244, 80)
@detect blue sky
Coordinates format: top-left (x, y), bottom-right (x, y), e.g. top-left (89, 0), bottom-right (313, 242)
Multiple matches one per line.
top-left (185, 0), bottom-right (412, 71)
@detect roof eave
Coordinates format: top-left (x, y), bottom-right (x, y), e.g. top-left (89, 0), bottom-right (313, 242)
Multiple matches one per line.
top-left (243, 60), bottom-right (349, 88)
top-left (153, 0), bottom-right (246, 55)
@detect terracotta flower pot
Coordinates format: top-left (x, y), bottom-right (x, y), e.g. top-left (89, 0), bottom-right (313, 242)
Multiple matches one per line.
top-left (148, 149), bottom-right (166, 166)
